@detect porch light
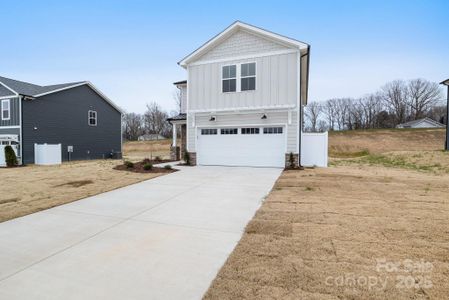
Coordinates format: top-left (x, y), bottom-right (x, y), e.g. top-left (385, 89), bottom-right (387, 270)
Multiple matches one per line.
top-left (261, 114), bottom-right (267, 120)
top-left (209, 116), bottom-right (216, 121)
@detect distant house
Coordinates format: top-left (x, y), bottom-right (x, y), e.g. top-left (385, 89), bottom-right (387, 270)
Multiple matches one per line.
top-left (0, 76), bottom-right (123, 165)
top-left (138, 134), bottom-right (166, 141)
top-left (396, 117), bottom-right (445, 129)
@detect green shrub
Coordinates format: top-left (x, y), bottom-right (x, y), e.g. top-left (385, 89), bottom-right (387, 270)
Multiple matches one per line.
top-left (124, 161), bottom-right (134, 168)
top-left (164, 164), bottom-right (172, 170)
top-left (183, 151), bottom-right (191, 165)
top-left (143, 163), bottom-right (153, 170)
top-left (4, 146), bottom-right (18, 167)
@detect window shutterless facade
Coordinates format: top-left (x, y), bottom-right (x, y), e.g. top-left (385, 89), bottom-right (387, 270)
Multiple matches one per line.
top-left (240, 63), bottom-right (256, 91)
top-left (88, 110), bottom-right (97, 126)
top-left (241, 127), bottom-right (259, 134)
top-left (221, 128), bottom-right (238, 135)
top-left (222, 65), bottom-right (236, 93)
top-left (263, 127), bottom-right (283, 134)
top-left (1, 99), bottom-right (10, 120)
top-left (201, 128), bottom-right (218, 135)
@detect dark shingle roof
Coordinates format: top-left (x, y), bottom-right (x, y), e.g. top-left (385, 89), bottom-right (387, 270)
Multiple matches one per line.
top-left (173, 80), bottom-right (187, 85)
top-left (0, 76), bottom-right (84, 97)
top-left (0, 83), bottom-right (16, 97)
top-left (167, 113), bottom-right (186, 122)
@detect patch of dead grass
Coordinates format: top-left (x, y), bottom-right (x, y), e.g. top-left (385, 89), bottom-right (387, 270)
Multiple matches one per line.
top-left (204, 165), bottom-right (449, 299)
top-left (0, 160), bottom-right (168, 223)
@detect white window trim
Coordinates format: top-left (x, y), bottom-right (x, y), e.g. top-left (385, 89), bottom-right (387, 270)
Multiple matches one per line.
top-left (1, 99), bottom-right (10, 121)
top-left (88, 110), bottom-right (97, 126)
top-left (221, 62), bottom-right (257, 94)
top-left (221, 64), bottom-right (237, 93)
top-left (240, 62), bottom-right (256, 92)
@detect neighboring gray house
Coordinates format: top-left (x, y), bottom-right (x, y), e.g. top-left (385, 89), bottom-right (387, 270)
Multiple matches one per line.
top-left (168, 21), bottom-right (310, 167)
top-left (0, 76), bottom-right (122, 164)
top-left (396, 117), bottom-right (445, 129)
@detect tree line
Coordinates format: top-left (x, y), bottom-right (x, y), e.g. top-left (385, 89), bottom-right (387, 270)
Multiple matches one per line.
top-left (305, 78), bottom-right (447, 132)
top-left (122, 102), bottom-right (174, 141)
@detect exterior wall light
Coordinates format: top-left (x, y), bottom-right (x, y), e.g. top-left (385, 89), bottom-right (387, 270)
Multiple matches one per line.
top-left (209, 116), bottom-right (216, 121)
top-left (261, 114), bottom-right (267, 120)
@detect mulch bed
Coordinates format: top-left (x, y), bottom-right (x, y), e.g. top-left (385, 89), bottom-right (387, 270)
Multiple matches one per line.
top-left (114, 161), bottom-right (178, 174)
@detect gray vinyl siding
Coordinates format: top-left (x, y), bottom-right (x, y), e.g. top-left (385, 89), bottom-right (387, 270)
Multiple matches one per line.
top-left (0, 97), bottom-right (20, 127)
top-left (188, 52), bottom-right (298, 111)
top-left (187, 110), bottom-right (298, 153)
top-left (22, 85), bottom-right (122, 164)
top-left (0, 127), bottom-right (20, 135)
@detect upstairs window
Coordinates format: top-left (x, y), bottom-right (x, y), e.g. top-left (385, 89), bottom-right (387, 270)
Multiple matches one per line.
top-left (241, 63), bottom-right (256, 91)
top-left (222, 65), bottom-right (236, 93)
top-left (88, 110), bottom-right (97, 126)
top-left (1, 99), bottom-right (10, 121)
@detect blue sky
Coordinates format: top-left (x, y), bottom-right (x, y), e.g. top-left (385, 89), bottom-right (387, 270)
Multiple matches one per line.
top-left (1, 0), bottom-right (448, 113)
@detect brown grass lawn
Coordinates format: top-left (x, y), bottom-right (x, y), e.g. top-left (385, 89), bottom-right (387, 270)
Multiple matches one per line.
top-left (205, 129), bottom-right (449, 299)
top-left (123, 139), bottom-right (173, 161)
top-left (0, 160), bottom-right (168, 223)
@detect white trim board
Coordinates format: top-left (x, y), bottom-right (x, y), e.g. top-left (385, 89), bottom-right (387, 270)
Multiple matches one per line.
top-left (0, 125), bottom-right (20, 129)
top-left (0, 81), bottom-right (19, 96)
top-left (189, 49), bottom-right (298, 67)
top-left (188, 104), bottom-right (295, 113)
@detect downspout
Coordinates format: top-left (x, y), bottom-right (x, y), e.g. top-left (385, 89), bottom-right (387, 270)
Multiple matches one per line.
top-left (299, 45), bottom-right (311, 166)
top-left (446, 85), bottom-right (449, 151)
top-left (19, 95), bottom-right (23, 165)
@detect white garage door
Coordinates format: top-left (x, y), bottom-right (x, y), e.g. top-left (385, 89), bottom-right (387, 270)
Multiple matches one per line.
top-left (197, 126), bottom-right (285, 168)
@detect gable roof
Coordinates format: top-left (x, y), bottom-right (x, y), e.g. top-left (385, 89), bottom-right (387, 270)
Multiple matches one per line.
top-left (398, 117), bottom-right (445, 128)
top-left (0, 76), bottom-right (123, 113)
top-left (178, 21), bottom-right (309, 67)
top-left (440, 78), bottom-right (449, 86)
top-left (0, 76), bottom-right (84, 97)
top-left (0, 82), bottom-right (16, 97)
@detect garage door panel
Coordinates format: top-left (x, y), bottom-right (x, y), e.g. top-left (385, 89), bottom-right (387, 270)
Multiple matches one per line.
top-left (197, 127), bottom-right (285, 168)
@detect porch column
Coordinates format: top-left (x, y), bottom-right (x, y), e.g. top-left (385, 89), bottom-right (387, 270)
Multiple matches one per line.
top-left (172, 123), bottom-right (177, 147)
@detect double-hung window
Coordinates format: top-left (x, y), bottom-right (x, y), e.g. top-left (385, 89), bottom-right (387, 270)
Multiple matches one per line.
top-left (241, 63), bottom-right (256, 91)
top-left (222, 65), bottom-right (236, 93)
top-left (1, 99), bottom-right (10, 121)
top-left (88, 110), bottom-right (97, 126)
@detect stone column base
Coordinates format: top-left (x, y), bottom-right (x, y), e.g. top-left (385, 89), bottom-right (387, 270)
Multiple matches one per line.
top-left (170, 146), bottom-right (180, 161)
top-left (285, 153), bottom-right (299, 168)
top-left (188, 152), bottom-right (197, 166)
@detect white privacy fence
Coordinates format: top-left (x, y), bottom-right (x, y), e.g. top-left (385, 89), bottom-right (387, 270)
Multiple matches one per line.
top-left (34, 143), bottom-right (62, 165)
top-left (0, 145), bottom-right (18, 167)
top-left (301, 132), bottom-right (328, 167)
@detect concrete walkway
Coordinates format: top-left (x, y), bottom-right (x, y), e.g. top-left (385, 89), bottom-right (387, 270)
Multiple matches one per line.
top-left (0, 166), bottom-right (281, 300)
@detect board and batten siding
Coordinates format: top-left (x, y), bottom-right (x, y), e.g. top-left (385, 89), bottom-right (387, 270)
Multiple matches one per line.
top-left (187, 111), bottom-right (298, 153)
top-left (188, 52), bottom-right (298, 111)
top-left (0, 97), bottom-right (20, 127)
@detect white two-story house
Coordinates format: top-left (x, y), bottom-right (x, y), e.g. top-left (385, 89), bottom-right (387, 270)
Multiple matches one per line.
top-left (168, 21), bottom-right (310, 168)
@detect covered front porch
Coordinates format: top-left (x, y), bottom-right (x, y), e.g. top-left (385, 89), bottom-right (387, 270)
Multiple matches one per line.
top-left (167, 113), bottom-right (187, 161)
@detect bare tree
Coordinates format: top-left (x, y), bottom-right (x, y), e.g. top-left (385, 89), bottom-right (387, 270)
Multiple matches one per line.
top-left (407, 79), bottom-right (442, 120)
top-left (122, 112), bottom-right (143, 141)
top-left (324, 99), bottom-right (337, 130)
top-left (335, 98), bottom-right (351, 130)
top-left (304, 101), bottom-right (323, 132)
top-left (144, 102), bottom-right (170, 138)
top-left (381, 80), bottom-right (409, 125)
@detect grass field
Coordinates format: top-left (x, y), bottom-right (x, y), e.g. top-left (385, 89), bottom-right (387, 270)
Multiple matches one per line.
top-left (205, 128), bottom-right (449, 299)
top-left (123, 139), bottom-right (173, 161)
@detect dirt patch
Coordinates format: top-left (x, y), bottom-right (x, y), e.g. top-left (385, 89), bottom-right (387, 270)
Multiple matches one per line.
top-left (0, 160), bottom-right (171, 223)
top-left (204, 165), bottom-right (449, 299)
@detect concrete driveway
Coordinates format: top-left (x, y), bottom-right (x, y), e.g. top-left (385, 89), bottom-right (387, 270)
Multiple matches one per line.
top-left (0, 166), bottom-right (281, 300)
